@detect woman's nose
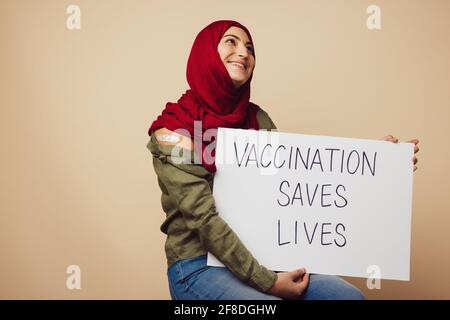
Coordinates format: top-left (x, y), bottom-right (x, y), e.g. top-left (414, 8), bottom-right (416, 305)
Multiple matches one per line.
top-left (236, 44), bottom-right (249, 58)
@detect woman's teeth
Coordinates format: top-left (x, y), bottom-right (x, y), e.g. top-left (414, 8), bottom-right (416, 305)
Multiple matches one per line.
top-left (229, 62), bottom-right (245, 70)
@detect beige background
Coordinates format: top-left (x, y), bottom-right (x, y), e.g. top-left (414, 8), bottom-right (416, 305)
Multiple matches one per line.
top-left (1, 0), bottom-right (449, 299)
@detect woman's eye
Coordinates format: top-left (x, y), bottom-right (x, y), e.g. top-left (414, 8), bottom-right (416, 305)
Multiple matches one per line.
top-left (224, 38), bottom-right (254, 54)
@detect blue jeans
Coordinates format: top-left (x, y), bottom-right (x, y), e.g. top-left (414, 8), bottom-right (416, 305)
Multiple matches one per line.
top-left (167, 255), bottom-right (365, 300)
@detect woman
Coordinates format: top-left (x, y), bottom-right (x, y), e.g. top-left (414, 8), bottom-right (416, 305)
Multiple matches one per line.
top-left (146, 20), bottom-right (420, 300)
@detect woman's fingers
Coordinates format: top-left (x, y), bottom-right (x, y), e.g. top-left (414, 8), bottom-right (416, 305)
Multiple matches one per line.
top-left (408, 138), bottom-right (420, 145)
top-left (297, 273), bottom-right (310, 295)
top-left (381, 134), bottom-right (399, 143)
top-left (408, 139), bottom-right (420, 172)
top-left (407, 139), bottom-right (420, 153)
top-left (291, 268), bottom-right (309, 295)
top-left (381, 136), bottom-right (420, 172)
top-left (291, 268), bottom-right (306, 281)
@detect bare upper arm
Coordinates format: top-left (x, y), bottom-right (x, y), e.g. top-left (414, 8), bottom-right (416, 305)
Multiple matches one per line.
top-left (154, 128), bottom-right (193, 151)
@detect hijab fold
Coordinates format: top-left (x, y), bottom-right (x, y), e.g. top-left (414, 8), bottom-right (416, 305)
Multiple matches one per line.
top-left (148, 20), bottom-right (260, 172)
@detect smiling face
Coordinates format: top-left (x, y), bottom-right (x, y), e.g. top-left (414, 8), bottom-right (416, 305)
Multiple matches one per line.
top-left (217, 26), bottom-right (255, 88)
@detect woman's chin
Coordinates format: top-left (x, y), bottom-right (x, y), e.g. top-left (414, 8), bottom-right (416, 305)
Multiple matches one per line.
top-left (229, 76), bottom-right (249, 88)
top-left (231, 79), bottom-right (246, 88)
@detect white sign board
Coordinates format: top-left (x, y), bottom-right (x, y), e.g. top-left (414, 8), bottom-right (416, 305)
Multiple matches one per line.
top-left (207, 128), bottom-right (414, 280)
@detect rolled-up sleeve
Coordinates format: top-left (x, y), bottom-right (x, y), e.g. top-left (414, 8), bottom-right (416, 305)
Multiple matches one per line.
top-left (148, 134), bottom-right (277, 292)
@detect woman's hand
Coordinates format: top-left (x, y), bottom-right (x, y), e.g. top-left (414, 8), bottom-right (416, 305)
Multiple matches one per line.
top-left (381, 135), bottom-right (420, 172)
top-left (268, 268), bottom-right (310, 300)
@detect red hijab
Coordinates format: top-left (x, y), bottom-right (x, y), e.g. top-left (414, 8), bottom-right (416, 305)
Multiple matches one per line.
top-left (148, 20), bottom-right (260, 172)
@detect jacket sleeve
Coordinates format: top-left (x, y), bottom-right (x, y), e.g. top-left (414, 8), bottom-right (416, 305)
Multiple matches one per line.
top-left (147, 133), bottom-right (277, 292)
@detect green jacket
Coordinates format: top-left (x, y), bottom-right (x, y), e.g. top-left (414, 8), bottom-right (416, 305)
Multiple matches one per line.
top-left (146, 109), bottom-right (278, 292)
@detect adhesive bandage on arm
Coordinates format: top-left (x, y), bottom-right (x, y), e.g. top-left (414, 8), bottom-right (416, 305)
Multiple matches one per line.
top-left (156, 134), bottom-right (180, 144)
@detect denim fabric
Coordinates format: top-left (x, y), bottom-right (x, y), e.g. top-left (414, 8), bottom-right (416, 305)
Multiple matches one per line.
top-left (167, 255), bottom-right (365, 300)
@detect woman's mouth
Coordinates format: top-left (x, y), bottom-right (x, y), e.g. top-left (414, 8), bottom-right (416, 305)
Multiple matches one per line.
top-left (228, 61), bottom-right (246, 71)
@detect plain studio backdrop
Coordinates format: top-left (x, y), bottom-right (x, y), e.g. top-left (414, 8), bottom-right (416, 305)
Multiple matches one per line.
top-left (1, 0), bottom-right (449, 299)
